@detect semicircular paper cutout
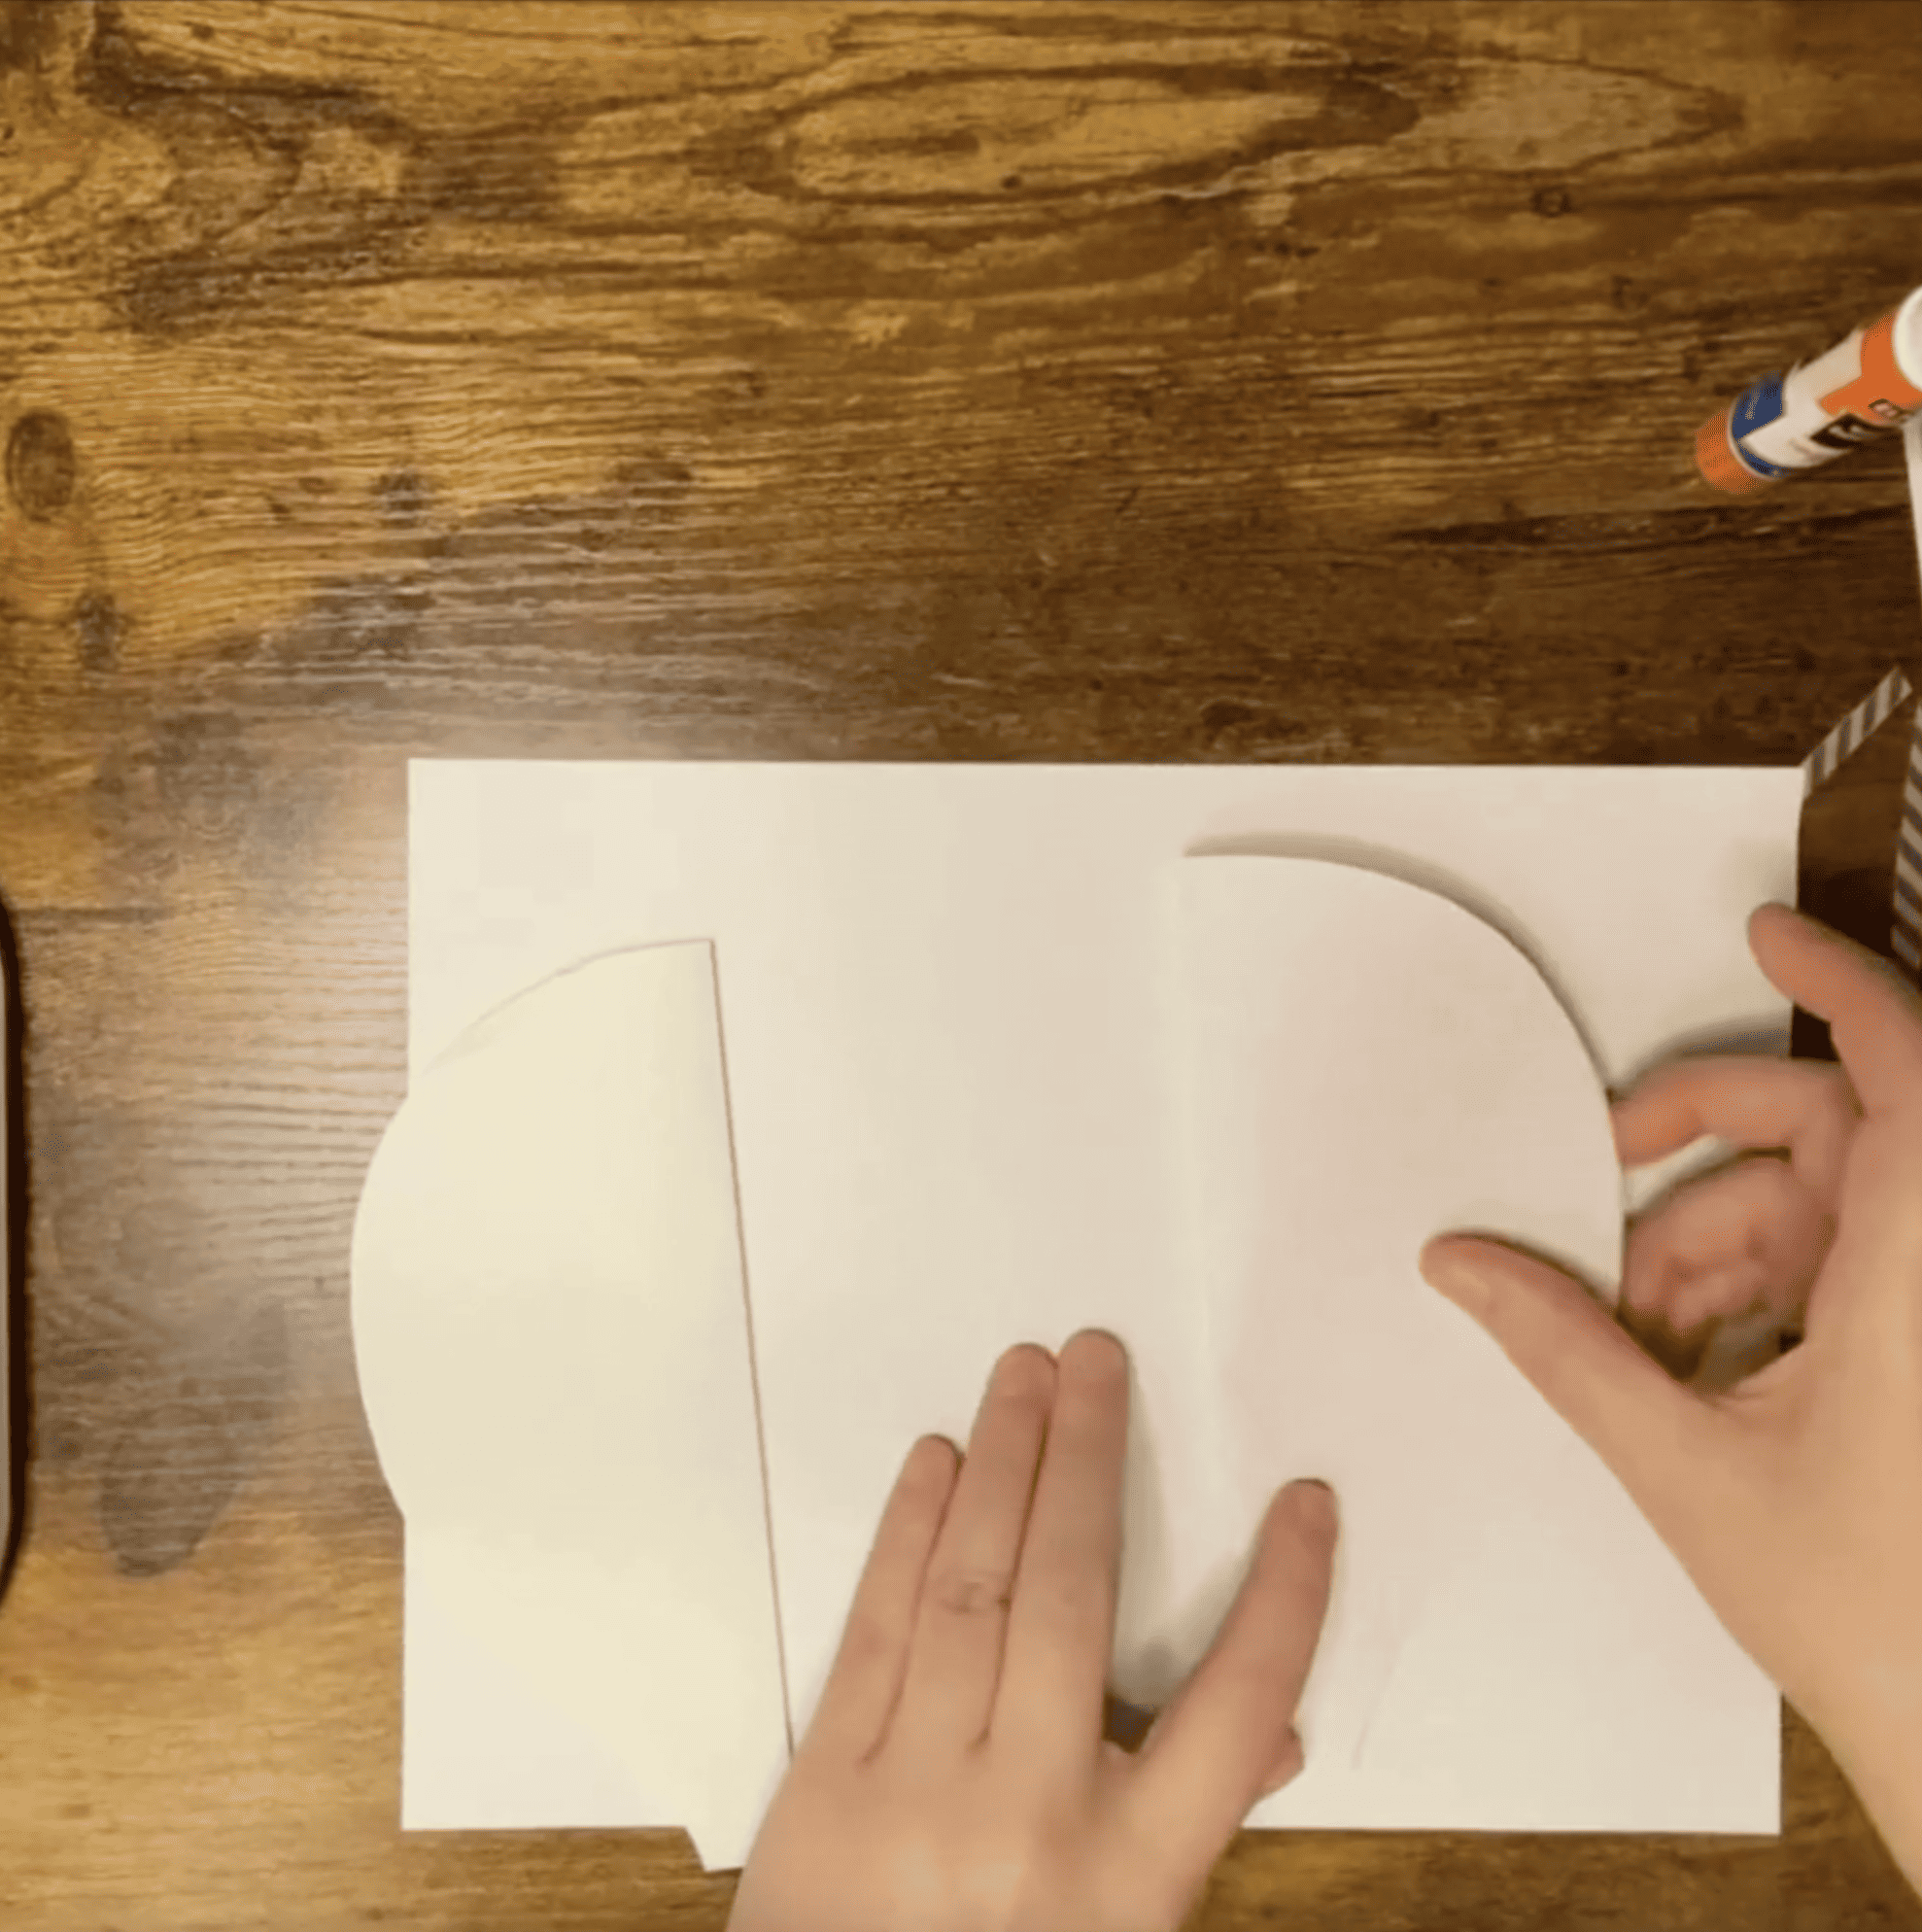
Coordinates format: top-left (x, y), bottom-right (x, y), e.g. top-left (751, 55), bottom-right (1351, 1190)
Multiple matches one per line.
top-left (1173, 854), bottom-right (1628, 1809)
top-left (349, 941), bottom-right (787, 1872)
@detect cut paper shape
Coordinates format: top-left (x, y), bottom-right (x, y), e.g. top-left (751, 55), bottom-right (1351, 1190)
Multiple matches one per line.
top-left (1176, 853), bottom-right (1775, 1831)
top-left (1173, 856), bottom-right (1617, 1777)
top-left (350, 942), bottom-right (789, 1871)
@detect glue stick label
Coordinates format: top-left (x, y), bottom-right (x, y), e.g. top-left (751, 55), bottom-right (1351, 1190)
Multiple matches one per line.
top-left (1696, 287), bottom-right (1922, 493)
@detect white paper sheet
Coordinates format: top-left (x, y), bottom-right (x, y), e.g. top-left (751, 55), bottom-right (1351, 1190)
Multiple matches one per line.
top-left (357, 762), bottom-right (1801, 1868)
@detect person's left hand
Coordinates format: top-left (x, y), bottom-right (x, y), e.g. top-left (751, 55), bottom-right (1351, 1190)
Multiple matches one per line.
top-left (724, 1328), bottom-right (1339, 1932)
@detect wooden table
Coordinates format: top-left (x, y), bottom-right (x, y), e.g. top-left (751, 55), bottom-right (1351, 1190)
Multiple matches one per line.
top-left (3, 3), bottom-right (1921, 1926)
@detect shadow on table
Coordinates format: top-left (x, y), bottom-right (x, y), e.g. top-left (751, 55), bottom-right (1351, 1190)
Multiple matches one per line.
top-left (1, 894), bottom-right (25, 1606)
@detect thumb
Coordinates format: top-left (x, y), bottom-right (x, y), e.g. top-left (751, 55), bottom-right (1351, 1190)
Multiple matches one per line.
top-left (1420, 1234), bottom-right (1720, 1527)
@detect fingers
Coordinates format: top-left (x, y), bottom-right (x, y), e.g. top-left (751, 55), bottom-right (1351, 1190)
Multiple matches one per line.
top-left (892, 1344), bottom-right (1057, 1758)
top-left (1611, 1057), bottom-right (1857, 1196)
top-left (800, 1432), bottom-right (959, 1766)
top-left (1748, 905), bottom-right (1922, 1122)
top-left (805, 1332), bottom-right (1130, 1779)
top-left (996, 1331), bottom-right (1132, 1776)
top-left (1122, 1479), bottom-right (1336, 1879)
top-left (1621, 1157), bottom-right (1834, 1337)
top-left (1610, 906), bottom-right (1921, 1164)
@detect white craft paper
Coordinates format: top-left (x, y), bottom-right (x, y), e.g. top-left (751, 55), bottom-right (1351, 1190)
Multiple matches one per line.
top-left (360, 762), bottom-right (1801, 1868)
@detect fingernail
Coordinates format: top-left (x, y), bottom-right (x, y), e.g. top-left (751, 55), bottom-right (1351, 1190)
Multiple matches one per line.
top-left (1289, 1478), bottom-right (1337, 1530)
top-left (1424, 1257), bottom-right (1492, 1317)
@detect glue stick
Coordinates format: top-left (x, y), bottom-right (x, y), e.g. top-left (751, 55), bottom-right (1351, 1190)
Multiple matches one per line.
top-left (1696, 285), bottom-right (1922, 494)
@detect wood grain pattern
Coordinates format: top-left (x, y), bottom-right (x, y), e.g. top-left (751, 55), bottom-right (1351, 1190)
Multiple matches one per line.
top-left (2, 2), bottom-right (1921, 1926)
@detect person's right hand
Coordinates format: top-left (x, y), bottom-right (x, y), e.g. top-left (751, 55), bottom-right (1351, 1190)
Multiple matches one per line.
top-left (1421, 904), bottom-right (1922, 1887)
